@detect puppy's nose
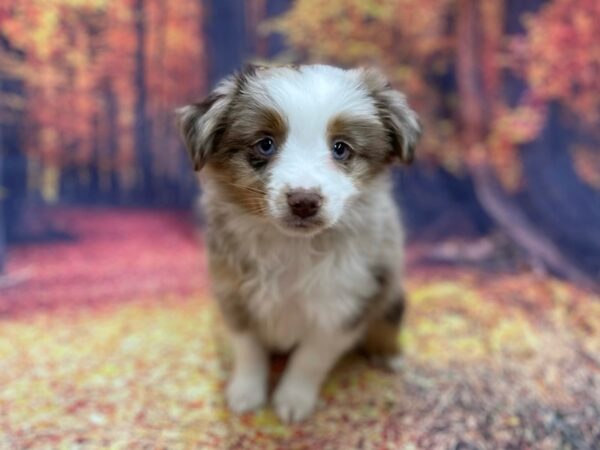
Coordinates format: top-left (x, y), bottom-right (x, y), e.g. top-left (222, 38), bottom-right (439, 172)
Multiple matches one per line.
top-left (287, 190), bottom-right (322, 219)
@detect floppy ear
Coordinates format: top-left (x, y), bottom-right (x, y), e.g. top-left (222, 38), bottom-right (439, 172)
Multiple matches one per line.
top-left (361, 69), bottom-right (422, 164)
top-left (378, 89), bottom-right (421, 164)
top-left (175, 76), bottom-right (237, 171)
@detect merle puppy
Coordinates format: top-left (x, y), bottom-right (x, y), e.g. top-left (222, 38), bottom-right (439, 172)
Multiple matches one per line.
top-left (177, 64), bottom-right (420, 423)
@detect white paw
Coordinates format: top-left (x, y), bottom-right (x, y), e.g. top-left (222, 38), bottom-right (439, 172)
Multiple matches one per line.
top-left (385, 354), bottom-right (405, 372)
top-left (226, 376), bottom-right (266, 414)
top-left (369, 354), bottom-right (405, 373)
top-left (272, 381), bottom-right (318, 423)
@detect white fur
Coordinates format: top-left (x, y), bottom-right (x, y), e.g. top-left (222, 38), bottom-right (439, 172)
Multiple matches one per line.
top-left (247, 66), bottom-right (380, 232)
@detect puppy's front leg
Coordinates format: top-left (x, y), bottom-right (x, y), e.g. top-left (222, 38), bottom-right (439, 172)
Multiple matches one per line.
top-left (273, 329), bottom-right (360, 423)
top-left (226, 332), bottom-right (268, 413)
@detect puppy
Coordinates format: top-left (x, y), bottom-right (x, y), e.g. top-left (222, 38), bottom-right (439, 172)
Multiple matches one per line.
top-left (177, 64), bottom-right (420, 423)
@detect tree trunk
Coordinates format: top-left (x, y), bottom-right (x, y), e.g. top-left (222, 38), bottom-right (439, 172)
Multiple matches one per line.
top-left (265, 0), bottom-right (294, 57)
top-left (521, 104), bottom-right (600, 275)
top-left (0, 122), bottom-right (4, 274)
top-left (470, 163), bottom-right (597, 289)
top-left (153, 0), bottom-right (170, 204)
top-left (0, 35), bottom-right (26, 246)
top-left (133, 0), bottom-right (153, 201)
top-left (101, 79), bottom-right (120, 203)
top-left (203, 0), bottom-right (250, 86)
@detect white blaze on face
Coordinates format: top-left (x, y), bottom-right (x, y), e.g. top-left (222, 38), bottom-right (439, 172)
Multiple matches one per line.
top-left (256, 66), bottom-right (379, 228)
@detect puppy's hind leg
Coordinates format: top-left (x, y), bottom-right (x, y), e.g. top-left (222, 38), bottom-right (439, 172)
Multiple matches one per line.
top-left (360, 292), bottom-right (406, 372)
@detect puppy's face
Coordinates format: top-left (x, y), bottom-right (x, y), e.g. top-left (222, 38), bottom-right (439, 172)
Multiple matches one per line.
top-left (177, 65), bottom-right (420, 237)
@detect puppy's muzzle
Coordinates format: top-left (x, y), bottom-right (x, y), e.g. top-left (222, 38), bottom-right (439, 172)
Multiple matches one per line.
top-left (286, 190), bottom-right (323, 219)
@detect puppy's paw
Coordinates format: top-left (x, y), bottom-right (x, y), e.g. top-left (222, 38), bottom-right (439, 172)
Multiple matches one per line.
top-left (226, 376), bottom-right (266, 414)
top-left (384, 354), bottom-right (405, 372)
top-left (272, 381), bottom-right (318, 423)
top-left (369, 353), bottom-right (405, 373)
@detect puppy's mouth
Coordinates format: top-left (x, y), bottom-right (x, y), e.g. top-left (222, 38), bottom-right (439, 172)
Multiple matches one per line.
top-left (276, 215), bottom-right (327, 237)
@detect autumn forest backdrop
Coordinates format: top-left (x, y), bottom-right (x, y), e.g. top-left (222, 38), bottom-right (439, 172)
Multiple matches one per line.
top-left (1, 0), bottom-right (599, 287)
top-left (1, 1), bottom-right (600, 447)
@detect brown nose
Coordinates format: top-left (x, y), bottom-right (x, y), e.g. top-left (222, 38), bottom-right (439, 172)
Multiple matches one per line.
top-left (287, 190), bottom-right (323, 219)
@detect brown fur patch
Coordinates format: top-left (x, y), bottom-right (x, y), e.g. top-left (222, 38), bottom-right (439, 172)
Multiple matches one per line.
top-left (206, 91), bottom-right (288, 217)
top-left (326, 114), bottom-right (392, 183)
top-left (210, 256), bottom-right (253, 331)
top-left (360, 293), bottom-right (406, 356)
top-left (361, 320), bottom-right (402, 356)
top-left (205, 212), bottom-right (256, 331)
top-left (221, 105), bottom-right (287, 153)
top-left (347, 263), bottom-right (406, 356)
top-left (383, 294), bottom-right (405, 325)
top-left (207, 162), bottom-right (270, 217)
top-left (344, 265), bottom-right (392, 330)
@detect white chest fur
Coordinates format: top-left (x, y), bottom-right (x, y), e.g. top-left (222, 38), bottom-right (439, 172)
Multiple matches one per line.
top-left (241, 232), bottom-right (377, 350)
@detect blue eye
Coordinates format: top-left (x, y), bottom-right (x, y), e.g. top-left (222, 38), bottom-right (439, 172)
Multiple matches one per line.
top-left (255, 137), bottom-right (276, 156)
top-left (332, 141), bottom-right (351, 161)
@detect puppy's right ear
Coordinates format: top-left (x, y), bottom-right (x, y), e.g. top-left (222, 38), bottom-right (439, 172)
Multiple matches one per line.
top-left (176, 76), bottom-right (236, 171)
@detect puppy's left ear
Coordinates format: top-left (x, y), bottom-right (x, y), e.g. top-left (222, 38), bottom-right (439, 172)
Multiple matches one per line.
top-left (175, 75), bottom-right (237, 171)
top-left (379, 89), bottom-right (421, 164)
top-left (361, 69), bottom-right (422, 164)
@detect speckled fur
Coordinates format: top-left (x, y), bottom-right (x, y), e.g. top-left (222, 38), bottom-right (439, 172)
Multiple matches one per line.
top-left (177, 64), bottom-right (420, 422)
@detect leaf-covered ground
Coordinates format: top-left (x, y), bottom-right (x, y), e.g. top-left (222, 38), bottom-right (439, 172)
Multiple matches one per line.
top-left (1, 209), bottom-right (599, 449)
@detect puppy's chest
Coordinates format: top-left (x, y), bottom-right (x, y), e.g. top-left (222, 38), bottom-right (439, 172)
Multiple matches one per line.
top-left (243, 239), bottom-right (376, 349)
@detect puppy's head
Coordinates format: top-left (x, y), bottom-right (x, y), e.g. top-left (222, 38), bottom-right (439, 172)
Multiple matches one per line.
top-left (177, 64), bottom-right (420, 237)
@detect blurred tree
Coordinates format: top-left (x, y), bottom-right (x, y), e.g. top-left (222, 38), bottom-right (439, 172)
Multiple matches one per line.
top-left (203, 0), bottom-right (295, 86)
top-left (0, 33), bottom-right (26, 270)
top-left (133, 0), bottom-right (153, 200)
top-left (0, 121), bottom-right (3, 273)
top-left (204, 0), bottom-right (249, 86)
top-left (1, 0), bottom-right (205, 206)
top-left (269, 0), bottom-right (600, 287)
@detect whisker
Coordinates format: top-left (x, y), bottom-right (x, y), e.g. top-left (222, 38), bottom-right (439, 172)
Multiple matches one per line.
top-left (245, 199), bottom-right (269, 214)
top-left (227, 181), bottom-right (267, 195)
top-left (246, 208), bottom-right (269, 215)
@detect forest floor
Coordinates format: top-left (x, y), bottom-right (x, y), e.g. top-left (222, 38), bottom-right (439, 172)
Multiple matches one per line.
top-left (1, 208), bottom-right (599, 449)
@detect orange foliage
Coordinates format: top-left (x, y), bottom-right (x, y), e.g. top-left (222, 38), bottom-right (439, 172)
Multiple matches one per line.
top-left (2, 0), bottom-right (598, 195)
top-left (518, 0), bottom-right (600, 125)
top-left (514, 0), bottom-right (600, 188)
top-left (1, 0), bottom-right (205, 197)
